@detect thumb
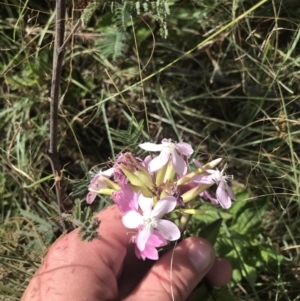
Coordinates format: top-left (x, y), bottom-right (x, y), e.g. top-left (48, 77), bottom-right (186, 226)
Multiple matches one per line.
top-left (124, 237), bottom-right (215, 301)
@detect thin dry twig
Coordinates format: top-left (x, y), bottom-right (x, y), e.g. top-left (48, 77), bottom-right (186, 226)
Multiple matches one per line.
top-left (48, 0), bottom-right (67, 231)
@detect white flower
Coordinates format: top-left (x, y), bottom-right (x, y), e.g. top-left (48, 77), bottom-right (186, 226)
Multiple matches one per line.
top-left (194, 165), bottom-right (235, 209)
top-left (139, 138), bottom-right (193, 176)
top-left (122, 194), bottom-right (180, 251)
top-left (86, 168), bottom-right (114, 204)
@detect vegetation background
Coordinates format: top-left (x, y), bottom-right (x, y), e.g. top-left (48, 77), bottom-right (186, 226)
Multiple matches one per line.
top-left (1, 0), bottom-right (300, 300)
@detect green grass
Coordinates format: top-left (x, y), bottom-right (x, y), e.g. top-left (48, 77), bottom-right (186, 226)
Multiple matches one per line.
top-left (1, 0), bottom-right (300, 300)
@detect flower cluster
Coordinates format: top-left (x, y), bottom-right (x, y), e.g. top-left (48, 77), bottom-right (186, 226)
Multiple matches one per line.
top-left (86, 138), bottom-right (235, 260)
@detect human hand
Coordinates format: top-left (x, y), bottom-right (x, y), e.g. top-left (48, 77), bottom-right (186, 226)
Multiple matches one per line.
top-left (21, 205), bottom-right (232, 301)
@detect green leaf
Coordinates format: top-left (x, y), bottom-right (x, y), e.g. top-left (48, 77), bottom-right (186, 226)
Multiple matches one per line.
top-left (96, 12), bottom-right (114, 28)
top-left (260, 244), bottom-right (285, 264)
top-left (213, 288), bottom-right (240, 301)
top-left (19, 209), bottom-right (53, 229)
top-left (81, 1), bottom-right (101, 26)
top-left (242, 263), bottom-right (257, 285)
top-left (72, 198), bottom-right (83, 221)
top-left (79, 217), bottom-right (101, 242)
top-left (190, 285), bottom-right (210, 301)
top-left (230, 198), bottom-right (268, 234)
top-left (232, 267), bottom-right (242, 283)
top-left (95, 27), bottom-right (129, 61)
top-left (193, 203), bottom-right (232, 222)
top-left (198, 218), bottom-right (223, 245)
top-left (241, 246), bottom-right (263, 267)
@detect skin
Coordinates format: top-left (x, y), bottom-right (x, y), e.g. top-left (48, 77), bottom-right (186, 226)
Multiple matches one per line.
top-left (22, 205), bottom-right (232, 301)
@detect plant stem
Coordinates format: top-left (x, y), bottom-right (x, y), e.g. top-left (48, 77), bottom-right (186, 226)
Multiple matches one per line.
top-left (49, 0), bottom-right (67, 231)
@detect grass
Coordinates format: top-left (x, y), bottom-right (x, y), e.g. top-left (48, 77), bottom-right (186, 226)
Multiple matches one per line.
top-left (1, 0), bottom-right (300, 300)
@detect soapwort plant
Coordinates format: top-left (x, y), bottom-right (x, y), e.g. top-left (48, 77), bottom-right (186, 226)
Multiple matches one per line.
top-left (86, 139), bottom-right (235, 260)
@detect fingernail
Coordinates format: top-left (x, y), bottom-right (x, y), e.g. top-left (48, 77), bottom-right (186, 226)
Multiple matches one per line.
top-left (187, 241), bottom-right (214, 273)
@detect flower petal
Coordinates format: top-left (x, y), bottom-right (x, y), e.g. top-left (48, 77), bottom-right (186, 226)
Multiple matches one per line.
top-left (112, 185), bottom-right (138, 213)
top-left (216, 182), bottom-right (232, 209)
top-left (193, 175), bottom-right (215, 185)
top-left (86, 191), bottom-right (97, 204)
top-left (161, 138), bottom-right (169, 144)
top-left (89, 176), bottom-right (107, 191)
top-left (172, 151), bottom-right (187, 176)
top-left (176, 142), bottom-right (194, 156)
top-left (200, 190), bottom-right (218, 204)
top-left (122, 211), bottom-right (143, 228)
top-left (205, 169), bottom-right (219, 175)
top-left (149, 152), bottom-right (169, 173)
top-left (147, 230), bottom-right (167, 247)
top-left (226, 185), bottom-right (236, 200)
top-left (136, 226), bottom-right (153, 251)
top-left (138, 193), bottom-right (153, 215)
top-left (135, 244), bottom-right (158, 260)
top-left (151, 196), bottom-right (177, 217)
top-left (135, 230), bottom-right (167, 260)
top-left (89, 174), bottom-right (101, 187)
top-left (143, 155), bottom-right (152, 172)
top-left (101, 167), bottom-right (115, 177)
top-left (90, 168), bottom-right (114, 188)
top-left (193, 159), bottom-right (202, 168)
top-left (156, 220), bottom-right (180, 241)
top-left (139, 142), bottom-right (164, 152)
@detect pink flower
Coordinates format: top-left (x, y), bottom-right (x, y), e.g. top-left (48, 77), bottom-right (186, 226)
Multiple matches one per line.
top-left (133, 230), bottom-right (167, 260)
top-left (139, 138), bottom-right (193, 176)
top-left (122, 194), bottom-right (180, 251)
top-left (86, 168), bottom-right (114, 204)
top-left (200, 190), bottom-right (218, 205)
top-left (193, 159), bottom-right (203, 169)
top-left (112, 184), bottom-right (138, 213)
top-left (193, 165), bottom-right (235, 209)
top-left (113, 154), bottom-right (128, 185)
top-left (113, 153), bottom-right (152, 187)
